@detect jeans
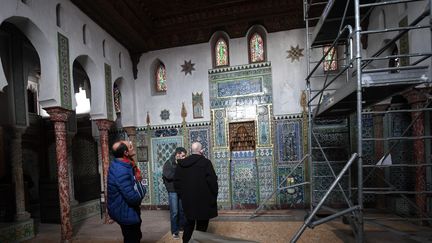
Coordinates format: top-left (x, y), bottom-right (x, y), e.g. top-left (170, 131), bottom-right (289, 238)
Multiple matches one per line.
top-left (182, 219), bottom-right (209, 243)
top-left (168, 192), bottom-right (186, 234)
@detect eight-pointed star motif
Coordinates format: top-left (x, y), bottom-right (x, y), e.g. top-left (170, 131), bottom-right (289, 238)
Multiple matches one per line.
top-left (286, 45), bottom-right (304, 62)
top-left (181, 60), bottom-right (196, 75)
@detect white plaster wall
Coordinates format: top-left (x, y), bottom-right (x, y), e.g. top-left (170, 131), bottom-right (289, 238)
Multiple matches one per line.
top-left (0, 0), bottom-right (135, 124)
top-left (136, 28), bottom-right (320, 126)
top-left (366, 1), bottom-right (431, 68)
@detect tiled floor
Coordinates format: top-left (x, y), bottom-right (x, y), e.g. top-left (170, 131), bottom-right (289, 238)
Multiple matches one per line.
top-left (23, 209), bottom-right (432, 243)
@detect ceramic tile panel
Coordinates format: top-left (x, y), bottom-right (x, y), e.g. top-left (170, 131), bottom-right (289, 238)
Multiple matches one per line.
top-left (189, 126), bottom-right (211, 158)
top-left (231, 151), bottom-right (258, 207)
top-left (150, 136), bottom-right (183, 205)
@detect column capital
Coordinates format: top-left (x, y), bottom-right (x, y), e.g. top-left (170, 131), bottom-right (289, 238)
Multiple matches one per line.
top-left (95, 119), bottom-right (114, 131)
top-left (123, 126), bottom-right (136, 137)
top-left (403, 88), bottom-right (430, 106)
top-left (45, 107), bottom-right (73, 122)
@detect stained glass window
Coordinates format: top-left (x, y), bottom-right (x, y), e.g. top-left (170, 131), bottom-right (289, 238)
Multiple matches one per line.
top-left (113, 83), bottom-right (121, 113)
top-left (249, 33), bottom-right (265, 63)
top-left (323, 46), bottom-right (338, 72)
top-left (156, 63), bottom-right (167, 92)
top-left (215, 38), bottom-right (228, 66)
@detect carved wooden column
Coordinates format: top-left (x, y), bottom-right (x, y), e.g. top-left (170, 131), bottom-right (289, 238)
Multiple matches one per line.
top-left (405, 89), bottom-right (428, 222)
top-left (45, 107), bottom-right (73, 242)
top-left (95, 119), bottom-right (114, 224)
top-left (372, 104), bottom-right (389, 208)
top-left (11, 126), bottom-right (31, 221)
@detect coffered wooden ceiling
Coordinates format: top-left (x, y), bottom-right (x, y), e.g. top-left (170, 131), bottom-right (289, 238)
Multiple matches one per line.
top-left (72, 0), bottom-right (315, 52)
top-left (71, 0), bottom-right (321, 76)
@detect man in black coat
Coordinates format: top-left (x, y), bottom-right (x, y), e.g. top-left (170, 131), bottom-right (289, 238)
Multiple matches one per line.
top-left (174, 142), bottom-right (218, 243)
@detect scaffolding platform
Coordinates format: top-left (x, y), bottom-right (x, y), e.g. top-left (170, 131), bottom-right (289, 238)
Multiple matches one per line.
top-left (313, 67), bottom-right (430, 117)
top-left (311, 0), bottom-right (375, 46)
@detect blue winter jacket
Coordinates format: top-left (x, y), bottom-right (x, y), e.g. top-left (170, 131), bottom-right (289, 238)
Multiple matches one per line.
top-left (107, 158), bottom-right (144, 225)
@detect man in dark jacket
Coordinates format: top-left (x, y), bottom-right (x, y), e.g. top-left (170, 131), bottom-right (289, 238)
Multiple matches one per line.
top-left (174, 142), bottom-right (218, 243)
top-left (162, 147), bottom-right (187, 240)
top-left (107, 141), bottom-right (145, 243)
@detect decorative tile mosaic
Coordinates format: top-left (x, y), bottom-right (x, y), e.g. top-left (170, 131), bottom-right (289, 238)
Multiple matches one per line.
top-left (57, 32), bottom-right (72, 110)
top-left (209, 62), bottom-right (273, 110)
top-left (217, 78), bottom-right (262, 97)
top-left (257, 105), bottom-right (271, 146)
top-left (104, 63), bottom-right (114, 121)
top-left (275, 119), bottom-right (302, 164)
top-left (71, 199), bottom-right (100, 223)
top-left (154, 128), bottom-right (178, 137)
top-left (0, 218), bottom-right (34, 242)
top-left (387, 112), bottom-right (414, 192)
top-left (256, 148), bottom-right (275, 204)
top-left (188, 126), bottom-right (211, 158)
top-left (160, 109), bottom-right (170, 121)
top-left (213, 149), bottom-right (230, 206)
top-left (150, 136), bottom-right (183, 205)
top-left (231, 151), bottom-right (258, 207)
top-left (213, 110), bottom-right (227, 147)
top-left (312, 118), bottom-right (350, 206)
top-left (137, 161), bottom-right (151, 204)
top-left (278, 165), bottom-right (305, 206)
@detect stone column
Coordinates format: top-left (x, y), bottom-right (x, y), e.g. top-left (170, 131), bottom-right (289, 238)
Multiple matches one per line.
top-left (372, 104), bottom-right (388, 209)
top-left (95, 119), bottom-right (114, 224)
top-left (404, 89), bottom-right (428, 222)
top-left (67, 132), bottom-right (78, 206)
top-left (45, 107), bottom-right (73, 242)
top-left (124, 126), bottom-right (137, 161)
top-left (11, 126), bottom-right (31, 221)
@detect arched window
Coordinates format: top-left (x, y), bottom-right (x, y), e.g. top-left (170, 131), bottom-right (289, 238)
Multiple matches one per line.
top-left (215, 38), bottom-right (229, 67)
top-left (56, 4), bottom-right (61, 27)
top-left (155, 62), bottom-right (167, 92)
top-left (113, 83), bottom-right (121, 113)
top-left (323, 45), bottom-right (338, 72)
top-left (249, 32), bottom-right (265, 63)
top-left (118, 52), bottom-right (122, 69)
top-left (102, 40), bottom-right (106, 57)
top-left (82, 24), bottom-right (87, 45)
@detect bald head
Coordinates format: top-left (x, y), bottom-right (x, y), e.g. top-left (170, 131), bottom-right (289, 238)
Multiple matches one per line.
top-left (191, 142), bottom-right (203, 155)
top-left (112, 140), bottom-right (134, 158)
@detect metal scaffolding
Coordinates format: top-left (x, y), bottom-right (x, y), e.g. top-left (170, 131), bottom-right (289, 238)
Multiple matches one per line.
top-left (292, 0), bottom-right (432, 242)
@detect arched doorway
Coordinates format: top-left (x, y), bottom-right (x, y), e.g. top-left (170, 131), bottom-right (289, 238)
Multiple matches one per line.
top-left (71, 59), bottom-right (100, 203)
top-left (0, 21), bottom-right (45, 223)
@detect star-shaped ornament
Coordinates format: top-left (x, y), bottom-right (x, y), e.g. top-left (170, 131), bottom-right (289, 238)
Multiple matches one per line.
top-left (286, 45), bottom-right (304, 62)
top-left (181, 60), bottom-right (195, 75)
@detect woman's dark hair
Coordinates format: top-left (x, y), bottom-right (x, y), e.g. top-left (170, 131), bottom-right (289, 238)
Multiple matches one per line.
top-left (112, 142), bottom-right (128, 158)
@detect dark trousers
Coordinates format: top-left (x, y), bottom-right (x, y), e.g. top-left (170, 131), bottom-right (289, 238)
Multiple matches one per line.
top-left (182, 219), bottom-right (209, 243)
top-left (120, 222), bottom-right (142, 243)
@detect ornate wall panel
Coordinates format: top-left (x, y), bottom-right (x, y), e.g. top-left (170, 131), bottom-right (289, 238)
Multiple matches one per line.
top-left (278, 165), bottom-right (305, 206)
top-left (257, 105), bottom-right (271, 146)
top-left (57, 33), bottom-right (72, 110)
top-left (213, 149), bottom-right (230, 207)
top-left (275, 119), bottom-right (302, 164)
top-left (104, 63), bottom-right (114, 121)
top-left (150, 136), bottom-right (183, 205)
top-left (188, 126), bottom-right (211, 158)
top-left (209, 62), bottom-right (274, 209)
top-left (312, 118), bottom-right (350, 206)
top-left (256, 147), bottom-right (275, 204)
top-left (231, 151), bottom-right (258, 207)
top-left (213, 109), bottom-right (227, 148)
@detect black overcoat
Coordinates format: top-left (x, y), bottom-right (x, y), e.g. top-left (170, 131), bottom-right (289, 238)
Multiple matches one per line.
top-left (174, 154), bottom-right (218, 220)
